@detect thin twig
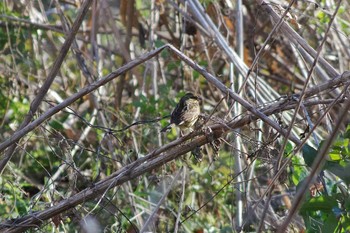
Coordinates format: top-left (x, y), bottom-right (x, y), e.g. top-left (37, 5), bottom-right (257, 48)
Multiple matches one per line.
top-left (140, 168), bottom-right (182, 233)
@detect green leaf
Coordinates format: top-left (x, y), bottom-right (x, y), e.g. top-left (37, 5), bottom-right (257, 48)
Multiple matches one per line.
top-left (300, 196), bottom-right (337, 213)
top-left (328, 150), bottom-right (342, 161)
top-left (302, 144), bottom-right (318, 167)
top-left (291, 156), bottom-right (308, 186)
top-left (324, 161), bottom-right (350, 184)
top-left (323, 212), bottom-right (339, 233)
top-left (340, 214), bottom-right (350, 231)
top-left (299, 201), bottom-right (340, 232)
top-left (285, 142), bottom-right (293, 154)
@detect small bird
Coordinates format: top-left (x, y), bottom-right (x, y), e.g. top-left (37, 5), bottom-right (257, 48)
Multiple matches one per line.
top-left (161, 93), bottom-right (201, 133)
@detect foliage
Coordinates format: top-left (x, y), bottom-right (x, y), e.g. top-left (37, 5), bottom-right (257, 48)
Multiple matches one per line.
top-left (0, 0), bottom-right (349, 232)
top-left (300, 126), bottom-right (350, 232)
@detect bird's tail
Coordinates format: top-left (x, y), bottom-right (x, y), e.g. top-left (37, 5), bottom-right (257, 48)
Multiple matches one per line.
top-left (160, 123), bottom-right (173, 132)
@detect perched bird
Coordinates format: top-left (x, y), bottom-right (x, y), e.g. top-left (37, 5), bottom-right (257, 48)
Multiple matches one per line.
top-left (161, 93), bottom-right (201, 133)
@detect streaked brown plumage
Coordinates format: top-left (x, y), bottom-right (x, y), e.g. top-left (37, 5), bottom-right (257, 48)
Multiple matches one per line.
top-left (161, 93), bottom-right (201, 133)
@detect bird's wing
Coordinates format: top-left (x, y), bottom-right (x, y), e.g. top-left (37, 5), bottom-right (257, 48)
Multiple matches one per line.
top-left (171, 102), bottom-right (186, 125)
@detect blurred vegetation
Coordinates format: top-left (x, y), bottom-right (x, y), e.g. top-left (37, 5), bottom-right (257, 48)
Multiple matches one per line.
top-left (0, 0), bottom-right (350, 232)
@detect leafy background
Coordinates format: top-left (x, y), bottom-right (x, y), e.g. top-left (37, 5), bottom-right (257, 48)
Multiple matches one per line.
top-left (0, 0), bottom-right (350, 232)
